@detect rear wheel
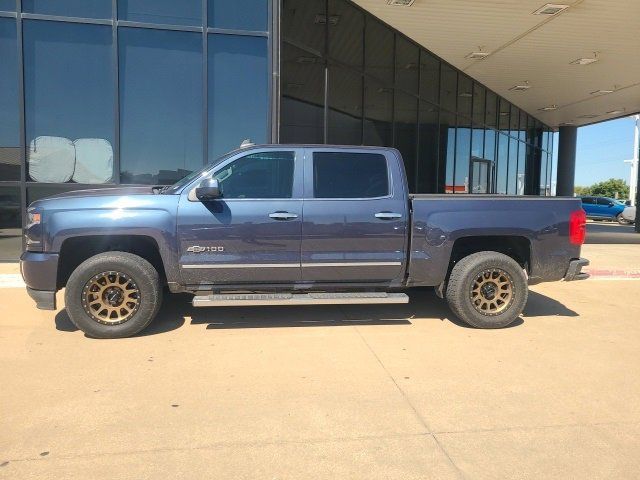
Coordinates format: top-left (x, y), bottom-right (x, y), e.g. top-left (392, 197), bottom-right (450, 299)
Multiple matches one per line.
top-left (446, 251), bottom-right (528, 329)
top-left (616, 213), bottom-right (632, 225)
top-left (65, 252), bottom-right (162, 338)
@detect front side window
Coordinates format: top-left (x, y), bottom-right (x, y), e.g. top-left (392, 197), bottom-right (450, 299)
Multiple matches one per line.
top-left (597, 197), bottom-right (613, 206)
top-left (213, 151), bottom-right (294, 199)
top-left (313, 152), bottom-right (389, 199)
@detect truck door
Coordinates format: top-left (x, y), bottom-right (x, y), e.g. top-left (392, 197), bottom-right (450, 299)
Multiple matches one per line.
top-left (300, 148), bottom-right (408, 284)
top-left (177, 148), bottom-right (303, 286)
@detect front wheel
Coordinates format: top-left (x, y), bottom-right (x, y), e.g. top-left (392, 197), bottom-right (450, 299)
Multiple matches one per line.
top-left (65, 252), bottom-right (162, 338)
top-left (445, 251), bottom-right (528, 329)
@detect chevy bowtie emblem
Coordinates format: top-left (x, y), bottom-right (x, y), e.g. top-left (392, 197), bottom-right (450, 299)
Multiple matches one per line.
top-left (187, 245), bottom-right (224, 253)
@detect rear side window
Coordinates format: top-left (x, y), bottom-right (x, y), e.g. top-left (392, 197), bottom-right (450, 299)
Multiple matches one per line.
top-left (313, 152), bottom-right (389, 198)
top-left (581, 197), bottom-right (594, 204)
top-left (596, 197), bottom-right (613, 206)
top-left (214, 151), bottom-right (294, 199)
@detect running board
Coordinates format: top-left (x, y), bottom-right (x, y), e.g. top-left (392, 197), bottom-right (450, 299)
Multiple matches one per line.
top-left (192, 292), bottom-right (409, 307)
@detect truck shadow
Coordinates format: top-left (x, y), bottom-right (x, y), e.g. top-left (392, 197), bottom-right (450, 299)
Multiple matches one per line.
top-left (54, 288), bottom-right (578, 336)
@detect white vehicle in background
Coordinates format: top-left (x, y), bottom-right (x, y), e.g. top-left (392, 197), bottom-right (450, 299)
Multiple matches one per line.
top-left (622, 205), bottom-right (636, 224)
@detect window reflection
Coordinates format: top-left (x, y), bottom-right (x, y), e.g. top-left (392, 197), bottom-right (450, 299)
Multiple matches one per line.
top-left (440, 111), bottom-right (456, 193)
top-left (0, 18), bottom-right (19, 181)
top-left (0, 0), bottom-right (15, 11)
top-left (280, 43), bottom-right (325, 144)
top-left (209, 0), bottom-right (268, 31)
top-left (0, 186), bottom-right (21, 261)
top-left (365, 18), bottom-right (393, 84)
top-left (119, 28), bottom-right (202, 185)
top-left (394, 92), bottom-right (418, 191)
top-left (417, 102), bottom-right (439, 193)
top-left (24, 21), bottom-right (114, 184)
top-left (328, 0), bottom-right (363, 68)
top-left (282, 0), bottom-right (326, 54)
top-left (363, 78), bottom-right (392, 146)
top-left (119, 0), bottom-right (201, 26)
top-left (395, 36), bottom-right (419, 95)
top-left (328, 66), bottom-right (363, 145)
top-left (455, 117), bottom-right (471, 193)
top-left (209, 34), bottom-right (268, 160)
top-left (22, 0), bottom-right (111, 19)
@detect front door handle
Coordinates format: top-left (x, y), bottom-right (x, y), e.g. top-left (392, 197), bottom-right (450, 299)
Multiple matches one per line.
top-left (375, 212), bottom-right (402, 220)
top-left (269, 211), bottom-right (298, 220)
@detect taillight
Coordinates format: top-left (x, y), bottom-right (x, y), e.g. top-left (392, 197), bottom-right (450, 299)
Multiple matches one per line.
top-left (569, 209), bottom-right (587, 245)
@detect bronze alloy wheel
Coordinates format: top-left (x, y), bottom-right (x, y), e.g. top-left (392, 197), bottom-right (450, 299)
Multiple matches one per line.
top-left (470, 268), bottom-right (514, 316)
top-left (81, 271), bottom-right (141, 325)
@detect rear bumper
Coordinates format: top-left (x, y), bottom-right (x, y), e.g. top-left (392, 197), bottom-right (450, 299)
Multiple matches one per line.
top-left (20, 251), bottom-right (59, 310)
top-left (563, 257), bottom-right (590, 281)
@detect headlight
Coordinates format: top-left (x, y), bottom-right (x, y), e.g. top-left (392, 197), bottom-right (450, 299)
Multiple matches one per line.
top-left (25, 208), bottom-right (43, 252)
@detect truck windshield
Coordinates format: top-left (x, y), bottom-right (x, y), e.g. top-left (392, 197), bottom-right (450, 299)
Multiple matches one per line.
top-left (159, 149), bottom-right (239, 194)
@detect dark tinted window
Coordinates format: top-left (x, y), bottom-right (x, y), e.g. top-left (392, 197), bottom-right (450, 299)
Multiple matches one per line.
top-left (0, 0), bottom-right (14, 11)
top-left (457, 74), bottom-right (472, 118)
top-left (208, 34), bottom-right (268, 159)
top-left (313, 152), bottom-right (388, 198)
top-left (328, 66), bottom-right (363, 145)
top-left (597, 197), bottom-right (614, 206)
top-left (365, 18), bottom-right (393, 84)
top-left (419, 51), bottom-right (439, 104)
top-left (119, 0), bottom-right (201, 26)
top-left (440, 110), bottom-right (456, 193)
top-left (214, 151), bottom-right (294, 199)
top-left (281, 0), bottom-right (326, 54)
top-left (363, 78), bottom-right (392, 146)
top-left (0, 185), bottom-right (20, 261)
top-left (119, 28), bottom-right (202, 185)
top-left (22, 0), bottom-right (111, 18)
top-left (485, 90), bottom-right (497, 128)
top-left (581, 197), bottom-right (594, 204)
top-left (455, 117), bottom-right (471, 193)
top-left (0, 18), bottom-right (19, 180)
top-left (280, 43), bottom-right (325, 144)
top-left (394, 91), bottom-right (418, 192)
top-left (24, 21), bottom-right (114, 184)
top-left (328, 0), bottom-right (363, 68)
top-left (439, 64), bottom-right (456, 112)
top-left (395, 35), bottom-right (419, 95)
top-left (209, 0), bottom-right (268, 31)
top-left (507, 137), bottom-right (518, 194)
top-left (472, 83), bottom-right (485, 125)
top-left (417, 102), bottom-right (438, 193)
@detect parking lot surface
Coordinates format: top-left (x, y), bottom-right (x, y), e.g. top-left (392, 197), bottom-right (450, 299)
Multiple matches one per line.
top-left (1, 243), bottom-right (640, 479)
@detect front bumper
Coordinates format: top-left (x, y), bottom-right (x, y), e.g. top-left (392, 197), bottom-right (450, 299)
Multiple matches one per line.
top-left (563, 257), bottom-right (590, 281)
top-left (20, 251), bottom-right (59, 310)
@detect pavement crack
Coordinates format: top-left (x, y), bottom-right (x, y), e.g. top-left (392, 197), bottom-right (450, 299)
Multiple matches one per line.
top-left (352, 325), bottom-right (466, 480)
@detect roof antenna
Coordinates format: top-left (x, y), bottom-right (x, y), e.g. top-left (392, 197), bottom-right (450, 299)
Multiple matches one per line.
top-left (240, 139), bottom-right (254, 148)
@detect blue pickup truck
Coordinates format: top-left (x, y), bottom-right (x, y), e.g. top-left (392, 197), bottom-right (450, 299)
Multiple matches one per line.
top-left (21, 145), bottom-right (589, 338)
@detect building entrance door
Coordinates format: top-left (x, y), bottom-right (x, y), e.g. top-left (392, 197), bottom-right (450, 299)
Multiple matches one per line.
top-left (470, 157), bottom-right (494, 194)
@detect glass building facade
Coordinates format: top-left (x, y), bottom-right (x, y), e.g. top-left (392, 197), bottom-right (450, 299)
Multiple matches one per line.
top-left (279, 0), bottom-right (555, 196)
top-left (0, 0), bottom-right (555, 261)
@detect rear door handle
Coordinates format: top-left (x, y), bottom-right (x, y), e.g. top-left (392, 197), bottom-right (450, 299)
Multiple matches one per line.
top-left (269, 211), bottom-right (298, 220)
top-left (375, 212), bottom-right (402, 220)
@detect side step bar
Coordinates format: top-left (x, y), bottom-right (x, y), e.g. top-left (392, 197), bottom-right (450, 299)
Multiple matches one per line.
top-left (192, 292), bottom-right (409, 307)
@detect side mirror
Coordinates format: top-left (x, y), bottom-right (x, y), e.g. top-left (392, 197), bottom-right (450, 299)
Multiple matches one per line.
top-left (195, 178), bottom-right (221, 200)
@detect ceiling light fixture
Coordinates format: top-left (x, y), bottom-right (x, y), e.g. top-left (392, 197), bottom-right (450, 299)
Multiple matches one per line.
top-left (606, 109), bottom-right (625, 115)
top-left (532, 3), bottom-right (569, 15)
top-left (578, 114), bottom-right (600, 119)
top-left (386, 0), bottom-right (415, 6)
top-left (539, 105), bottom-right (558, 111)
top-left (590, 89), bottom-right (615, 95)
top-left (465, 51), bottom-right (490, 60)
top-left (314, 14), bottom-right (340, 25)
top-left (458, 92), bottom-right (473, 98)
top-left (570, 53), bottom-right (599, 65)
top-left (509, 83), bottom-right (531, 92)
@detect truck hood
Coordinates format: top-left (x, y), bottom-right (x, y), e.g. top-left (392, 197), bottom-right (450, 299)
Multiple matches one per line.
top-left (45, 186), bottom-right (158, 199)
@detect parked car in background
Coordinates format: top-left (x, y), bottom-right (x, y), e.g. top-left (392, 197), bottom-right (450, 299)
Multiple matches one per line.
top-left (622, 205), bottom-right (636, 224)
top-left (580, 196), bottom-right (631, 224)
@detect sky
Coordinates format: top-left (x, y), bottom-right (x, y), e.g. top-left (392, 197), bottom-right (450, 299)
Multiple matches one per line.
top-left (573, 116), bottom-right (638, 187)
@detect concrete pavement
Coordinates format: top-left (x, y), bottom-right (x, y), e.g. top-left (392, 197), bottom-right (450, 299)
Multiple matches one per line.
top-left (1, 245), bottom-right (640, 479)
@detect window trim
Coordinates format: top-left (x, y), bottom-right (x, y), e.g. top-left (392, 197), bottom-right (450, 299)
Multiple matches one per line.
top-left (186, 147), bottom-right (301, 201)
top-left (304, 148), bottom-right (394, 201)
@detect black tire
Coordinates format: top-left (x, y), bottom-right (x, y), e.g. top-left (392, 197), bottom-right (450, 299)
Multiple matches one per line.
top-left (445, 251), bottom-right (528, 329)
top-left (64, 252), bottom-right (162, 338)
top-left (616, 213), bottom-right (631, 225)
